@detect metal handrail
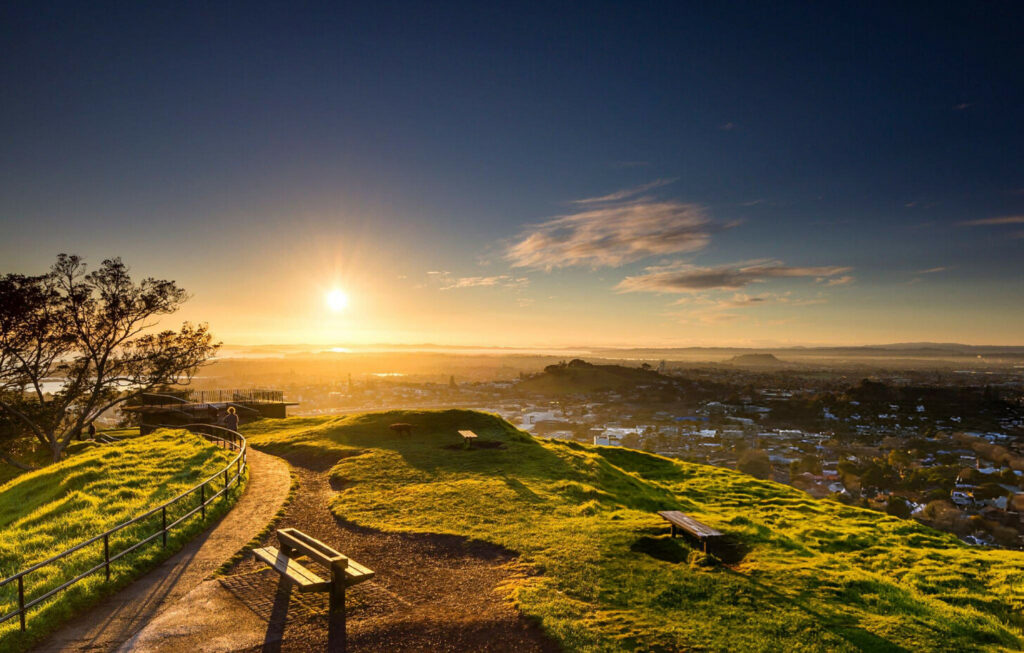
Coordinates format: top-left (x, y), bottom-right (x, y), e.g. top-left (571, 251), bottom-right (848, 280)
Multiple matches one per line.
top-left (0, 423), bottom-right (247, 633)
top-left (139, 390), bottom-right (284, 406)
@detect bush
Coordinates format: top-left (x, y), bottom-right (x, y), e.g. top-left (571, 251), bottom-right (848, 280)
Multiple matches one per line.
top-left (886, 496), bottom-right (912, 519)
top-left (738, 449), bottom-right (772, 480)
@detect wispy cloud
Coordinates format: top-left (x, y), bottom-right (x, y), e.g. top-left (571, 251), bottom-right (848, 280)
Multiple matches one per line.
top-left (426, 271), bottom-right (528, 291)
top-left (444, 275), bottom-right (527, 291)
top-left (668, 291), bottom-right (826, 324)
top-left (507, 199), bottom-right (731, 270)
top-left (821, 275), bottom-right (854, 286)
top-left (952, 103), bottom-right (973, 111)
top-left (959, 215), bottom-right (1024, 227)
top-left (719, 122), bottom-right (737, 131)
top-left (917, 266), bottom-right (948, 274)
top-left (616, 260), bottom-right (851, 293)
top-left (571, 178), bottom-right (678, 205)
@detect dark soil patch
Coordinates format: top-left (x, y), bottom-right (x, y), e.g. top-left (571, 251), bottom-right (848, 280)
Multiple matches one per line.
top-left (227, 467), bottom-right (559, 652)
top-left (262, 447), bottom-right (365, 472)
top-left (441, 440), bottom-right (506, 451)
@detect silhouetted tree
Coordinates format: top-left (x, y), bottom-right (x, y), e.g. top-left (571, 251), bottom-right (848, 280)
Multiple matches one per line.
top-left (0, 255), bottom-right (219, 462)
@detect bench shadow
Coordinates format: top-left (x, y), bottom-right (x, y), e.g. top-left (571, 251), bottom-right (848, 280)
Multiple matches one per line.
top-left (630, 533), bottom-right (749, 565)
top-left (261, 576), bottom-right (293, 652)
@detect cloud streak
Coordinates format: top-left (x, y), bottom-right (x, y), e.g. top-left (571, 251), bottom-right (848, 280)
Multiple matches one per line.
top-left (571, 178), bottom-right (678, 205)
top-left (959, 215), bottom-right (1024, 227)
top-left (822, 275), bottom-right (854, 286)
top-left (507, 199), bottom-right (730, 270)
top-left (668, 291), bottom-right (827, 324)
top-left (426, 271), bottom-right (528, 291)
top-left (441, 275), bottom-right (527, 291)
top-left (616, 260), bottom-right (851, 293)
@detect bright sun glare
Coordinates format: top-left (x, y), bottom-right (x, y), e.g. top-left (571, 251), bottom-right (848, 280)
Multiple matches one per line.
top-left (326, 288), bottom-right (349, 312)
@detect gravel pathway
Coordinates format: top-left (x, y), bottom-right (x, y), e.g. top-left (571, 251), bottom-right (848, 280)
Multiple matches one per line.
top-left (227, 467), bottom-right (561, 652)
top-left (33, 448), bottom-right (291, 653)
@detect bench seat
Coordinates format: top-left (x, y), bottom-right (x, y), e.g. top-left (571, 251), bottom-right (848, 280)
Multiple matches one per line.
top-left (253, 546), bottom-right (331, 592)
top-left (658, 511), bottom-right (723, 552)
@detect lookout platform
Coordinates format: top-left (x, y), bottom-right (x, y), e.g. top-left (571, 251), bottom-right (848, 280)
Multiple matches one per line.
top-left (123, 389), bottom-right (297, 433)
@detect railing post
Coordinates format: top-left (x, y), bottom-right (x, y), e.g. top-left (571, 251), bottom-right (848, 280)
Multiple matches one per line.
top-left (104, 533), bottom-right (110, 581)
top-left (201, 483), bottom-right (206, 519)
top-left (224, 469), bottom-right (229, 496)
top-left (18, 575), bottom-right (25, 631)
top-left (162, 506), bottom-right (167, 547)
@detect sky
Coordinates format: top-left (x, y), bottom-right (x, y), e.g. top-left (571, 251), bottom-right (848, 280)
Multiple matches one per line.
top-left (1, 2), bottom-right (1022, 347)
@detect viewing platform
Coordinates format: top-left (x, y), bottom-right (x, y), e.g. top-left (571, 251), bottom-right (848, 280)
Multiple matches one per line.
top-left (124, 389), bottom-right (297, 433)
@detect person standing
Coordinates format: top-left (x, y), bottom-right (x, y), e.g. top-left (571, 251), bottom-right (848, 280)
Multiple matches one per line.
top-left (87, 423), bottom-right (96, 440)
top-left (224, 406), bottom-right (239, 431)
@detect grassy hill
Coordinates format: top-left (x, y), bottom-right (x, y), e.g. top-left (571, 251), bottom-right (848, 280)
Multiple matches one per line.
top-left (243, 410), bottom-right (1024, 652)
top-left (518, 359), bottom-right (674, 395)
top-left (0, 429), bottom-right (244, 652)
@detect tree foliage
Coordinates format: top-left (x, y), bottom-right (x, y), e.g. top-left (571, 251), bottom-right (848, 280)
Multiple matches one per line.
top-left (0, 255), bottom-right (219, 461)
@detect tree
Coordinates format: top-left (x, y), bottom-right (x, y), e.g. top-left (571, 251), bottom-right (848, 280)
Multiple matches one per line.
top-left (886, 495), bottom-right (912, 519)
top-left (0, 255), bottom-right (218, 462)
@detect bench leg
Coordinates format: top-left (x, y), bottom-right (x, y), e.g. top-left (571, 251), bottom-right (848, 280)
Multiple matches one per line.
top-left (670, 525), bottom-right (676, 538)
top-left (327, 582), bottom-right (346, 653)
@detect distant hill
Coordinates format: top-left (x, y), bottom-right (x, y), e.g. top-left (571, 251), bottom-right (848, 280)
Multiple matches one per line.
top-left (516, 358), bottom-right (672, 395)
top-left (244, 410), bottom-right (1024, 652)
top-left (727, 353), bottom-right (785, 366)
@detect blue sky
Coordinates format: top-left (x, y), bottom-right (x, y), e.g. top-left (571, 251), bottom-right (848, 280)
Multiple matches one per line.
top-left (1, 2), bottom-right (1022, 345)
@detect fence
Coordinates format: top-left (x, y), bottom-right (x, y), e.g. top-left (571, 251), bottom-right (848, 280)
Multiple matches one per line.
top-left (0, 423), bottom-right (246, 633)
top-left (140, 389), bottom-right (284, 406)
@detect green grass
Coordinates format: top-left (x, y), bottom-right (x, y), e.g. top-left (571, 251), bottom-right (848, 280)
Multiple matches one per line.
top-left (244, 410), bottom-right (1024, 652)
top-left (0, 429), bottom-right (245, 652)
top-left (0, 428), bottom-right (142, 487)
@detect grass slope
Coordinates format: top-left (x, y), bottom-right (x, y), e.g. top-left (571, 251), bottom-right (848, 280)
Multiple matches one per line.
top-left (244, 410), bottom-right (1024, 652)
top-left (0, 429), bottom-right (243, 652)
top-left (0, 429), bottom-right (141, 487)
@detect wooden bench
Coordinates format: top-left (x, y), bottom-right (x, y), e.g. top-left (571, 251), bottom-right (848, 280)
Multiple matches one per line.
top-left (657, 511), bottom-right (723, 553)
top-left (457, 429), bottom-right (478, 447)
top-left (253, 528), bottom-right (374, 652)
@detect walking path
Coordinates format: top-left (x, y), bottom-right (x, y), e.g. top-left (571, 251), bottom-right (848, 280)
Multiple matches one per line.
top-left (121, 467), bottom-right (558, 652)
top-left (34, 448), bottom-right (291, 653)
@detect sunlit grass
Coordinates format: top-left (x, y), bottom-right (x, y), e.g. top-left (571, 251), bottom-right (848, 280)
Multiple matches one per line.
top-left (245, 410), bottom-right (1024, 652)
top-left (0, 429), bottom-right (244, 652)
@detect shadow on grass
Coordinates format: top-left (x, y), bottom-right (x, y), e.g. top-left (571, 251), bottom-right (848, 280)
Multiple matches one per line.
top-left (725, 568), bottom-right (910, 653)
top-left (631, 533), bottom-right (749, 566)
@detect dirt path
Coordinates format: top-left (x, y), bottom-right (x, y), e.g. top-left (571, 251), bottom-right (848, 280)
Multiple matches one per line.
top-left (123, 460), bottom-right (560, 652)
top-left (34, 448), bottom-right (291, 653)
top-left (234, 467), bottom-right (560, 652)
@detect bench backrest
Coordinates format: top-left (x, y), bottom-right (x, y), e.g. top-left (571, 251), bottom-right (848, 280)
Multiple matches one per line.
top-left (278, 528), bottom-right (349, 572)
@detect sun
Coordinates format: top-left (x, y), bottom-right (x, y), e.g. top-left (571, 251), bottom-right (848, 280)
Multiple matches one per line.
top-left (325, 288), bottom-right (349, 313)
